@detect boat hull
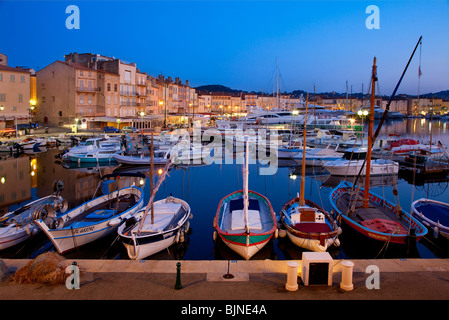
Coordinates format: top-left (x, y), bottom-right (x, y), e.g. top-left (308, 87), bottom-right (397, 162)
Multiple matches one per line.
top-left (113, 154), bottom-right (168, 165)
top-left (280, 198), bottom-right (340, 252)
top-left (214, 190), bottom-right (277, 260)
top-left (412, 198), bottom-right (449, 240)
top-left (0, 226), bottom-right (34, 250)
top-left (329, 181), bottom-right (427, 244)
top-left (324, 159), bottom-right (399, 176)
top-left (0, 195), bottom-right (66, 250)
top-left (118, 197), bottom-right (191, 260)
top-left (35, 187), bottom-right (143, 254)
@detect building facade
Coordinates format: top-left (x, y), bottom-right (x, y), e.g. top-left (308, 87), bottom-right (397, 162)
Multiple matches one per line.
top-left (0, 54), bottom-right (32, 130)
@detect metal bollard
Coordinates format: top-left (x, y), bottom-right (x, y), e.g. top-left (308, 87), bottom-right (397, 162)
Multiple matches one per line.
top-left (175, 262), bottom-right (182, 290)
top-left (285, 261), bottom-right (299, 291)
top-left (340, 260), bottom-right (354, 291)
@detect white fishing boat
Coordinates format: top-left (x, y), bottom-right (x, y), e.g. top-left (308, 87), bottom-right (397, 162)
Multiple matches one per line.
top-left (279, 94), bottom-right (341, 252)
top-left (323, 147), bottom-right (399, 176)
top-left (20, 137), bottom-right (45, 150)
top-left (118, 196), bottom-right (192, 260)
top-left (113, 148), bottom-right (171, 166)
top-left (63, 137), bottom-right (122, 163)
top-left (0, 191), bottom-right (67, 250)
top-left (35, 173), bottom-right (144, 254)
top-left (118, 137), bottom-right (193, 260)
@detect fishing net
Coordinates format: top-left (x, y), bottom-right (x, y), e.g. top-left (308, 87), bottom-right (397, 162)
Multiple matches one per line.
top-left (10, 252), bottom-right (71, 285)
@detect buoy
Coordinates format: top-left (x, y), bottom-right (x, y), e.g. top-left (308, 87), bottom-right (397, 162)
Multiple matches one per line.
top-left (108, 218), bottom-right (121, 227)
top-left (278, 229), bottom-right (287, 238)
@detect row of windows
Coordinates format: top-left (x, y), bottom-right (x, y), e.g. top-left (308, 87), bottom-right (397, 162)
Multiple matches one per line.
top-left (0, 93), bottom-right (27, 103)
top-left (0, 73), bottom-right (27, 83)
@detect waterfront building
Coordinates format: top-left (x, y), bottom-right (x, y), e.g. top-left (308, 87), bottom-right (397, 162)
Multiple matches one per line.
top-left (36, 61), bottom-right (103, 127)
top-left (0, 53), bottom-right (34, 130)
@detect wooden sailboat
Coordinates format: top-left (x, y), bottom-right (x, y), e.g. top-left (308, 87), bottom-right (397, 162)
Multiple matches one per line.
top-left (213, 142), bottom-right (277, 260)
top-left (118, 135), bottom-right (192, 260)
top-left (329, 56), bottom-right (427, 245)
top-left (280, 94), bottom-right (341, 252)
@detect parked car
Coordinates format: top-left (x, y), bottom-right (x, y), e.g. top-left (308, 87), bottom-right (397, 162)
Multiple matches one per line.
top-left (121, 126), bottom-right (140, 133)
top-left (103, 126), bottom-right (120, 133)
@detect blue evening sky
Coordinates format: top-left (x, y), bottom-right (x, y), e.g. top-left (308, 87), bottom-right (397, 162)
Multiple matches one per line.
top-left (1, 0), bottom-right (448, 95)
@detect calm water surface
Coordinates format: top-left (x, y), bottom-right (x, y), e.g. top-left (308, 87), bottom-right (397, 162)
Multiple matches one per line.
top-left (1, 118), bottom-right (449, 261)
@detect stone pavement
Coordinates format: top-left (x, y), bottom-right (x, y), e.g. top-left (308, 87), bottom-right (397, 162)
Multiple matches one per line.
top-left (1, 259), bottom-right (449, 301)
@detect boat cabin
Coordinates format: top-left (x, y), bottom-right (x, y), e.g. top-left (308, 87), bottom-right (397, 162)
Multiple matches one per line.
top-left (341, 148), bottom-right (368, 160)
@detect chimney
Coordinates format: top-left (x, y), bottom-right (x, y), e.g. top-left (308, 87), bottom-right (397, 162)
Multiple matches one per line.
top-left (185, 80), bottom-right (190, 87)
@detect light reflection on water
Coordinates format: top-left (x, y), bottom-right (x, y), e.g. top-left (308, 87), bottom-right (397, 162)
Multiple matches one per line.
top-left (1, 118), bottom-right (449, 260)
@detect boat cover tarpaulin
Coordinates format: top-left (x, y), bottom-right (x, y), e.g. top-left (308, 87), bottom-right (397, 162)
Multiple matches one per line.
top-left (361, 218), bottom-right (407, 234)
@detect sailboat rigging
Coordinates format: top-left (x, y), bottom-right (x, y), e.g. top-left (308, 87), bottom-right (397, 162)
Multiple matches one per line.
top-left (279, 93), bottom-right (341, 252)
top-left (329, 51), bottom-right (427, 247)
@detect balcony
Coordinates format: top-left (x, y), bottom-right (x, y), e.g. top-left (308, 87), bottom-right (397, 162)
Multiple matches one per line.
top-left (77, 87), bottom-right (99, 93)
top-left (120, 91), bottom-right (139, 96)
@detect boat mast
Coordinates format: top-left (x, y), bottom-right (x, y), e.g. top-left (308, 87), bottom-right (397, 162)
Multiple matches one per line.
top-left (299, 93), bottom-right (309, 206)
top-left (243, 141), bottom-right (249, 233)
top-left (363, 57), bottom-right (377, 208)
top-left (150, 133), bottom-right (154, 224)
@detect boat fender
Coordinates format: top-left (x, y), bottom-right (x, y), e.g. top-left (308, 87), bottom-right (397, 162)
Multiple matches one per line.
top-left (433, 226), bottom-right (439, 239)
top-left (179, 230), bottom-right (185, 243)
top-left (175, 231), bottom-right (180, 243)
top-left (213, 230), bottom-right (217, 242)
top-left (189, 213), bottom-right (193, 220)
top-left (108, 218), bottom-right (122, 227)
top-left (334, 238), bottom-right (341, 247)
top-left (278, 229), bottom-right (287, 238)
top-left (31, 227), bottom-right (39, 235)
top-left (336, 227), bottom-right (343, 235)
top-left (25, 225), bottom-right (31, 235)
top-left (185, 221), bottom-right (190, 233)
top-left (274, 228), bottom-right (279, 238)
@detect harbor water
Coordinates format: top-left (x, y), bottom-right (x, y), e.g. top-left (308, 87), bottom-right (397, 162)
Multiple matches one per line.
top-left (1, 118), bottom-right (449, 261)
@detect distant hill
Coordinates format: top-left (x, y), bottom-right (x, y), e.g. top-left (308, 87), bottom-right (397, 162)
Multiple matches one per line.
top-left (195, 84), bottom-right (449, 100)
top-left (195, 85), bottom-right (246, 95)
top-left (421, 90), bottom-right (449, 99)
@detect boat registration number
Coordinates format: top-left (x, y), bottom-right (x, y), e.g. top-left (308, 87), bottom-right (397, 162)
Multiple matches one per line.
top-left (74, 226), bottom-right (95, 234)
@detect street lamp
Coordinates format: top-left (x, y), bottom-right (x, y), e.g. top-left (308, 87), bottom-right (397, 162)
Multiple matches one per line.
top-left (140, 111), bottom-right (145, 132)
top-left (357, 109), bottom-right (369, 134)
